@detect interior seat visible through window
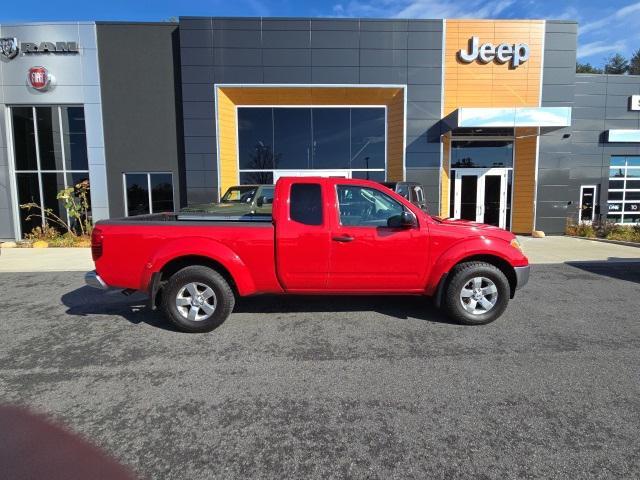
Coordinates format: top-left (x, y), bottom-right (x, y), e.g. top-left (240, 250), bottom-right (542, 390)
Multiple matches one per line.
top-left (337, 185), bottom-right (405, 227)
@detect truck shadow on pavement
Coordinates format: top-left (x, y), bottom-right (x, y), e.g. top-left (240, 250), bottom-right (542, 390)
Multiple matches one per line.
top-left (565, 259), bottom-right (640, 284)
top-left (61, 286), bottom-right (454, 332)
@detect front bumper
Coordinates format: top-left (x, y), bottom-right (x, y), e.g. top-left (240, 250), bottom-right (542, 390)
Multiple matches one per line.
top-left (514, 265), bottom-right (530, 290)
top-left (85, 270), bottom-right (109, 290)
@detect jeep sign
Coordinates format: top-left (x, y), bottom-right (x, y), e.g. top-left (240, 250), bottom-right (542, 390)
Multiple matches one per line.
top-left (459, 36), bottom-right (530, 68)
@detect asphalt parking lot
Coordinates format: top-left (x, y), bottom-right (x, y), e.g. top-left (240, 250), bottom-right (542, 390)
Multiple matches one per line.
top-left (0, 262), bottom-right (639, 479)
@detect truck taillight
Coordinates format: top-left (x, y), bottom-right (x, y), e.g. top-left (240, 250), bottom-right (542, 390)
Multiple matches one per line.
top-left (91, 228), bottom-right (103, 261)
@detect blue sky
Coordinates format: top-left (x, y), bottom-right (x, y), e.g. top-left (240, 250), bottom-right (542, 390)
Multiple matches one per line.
top-left (1, 0), bottom-right (639, 67)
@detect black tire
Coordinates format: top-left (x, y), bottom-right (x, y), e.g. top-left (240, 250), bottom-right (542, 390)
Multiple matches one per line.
top-left (161, 265), bottom-right (235, 333)
top-left (442, 261), bottom-right (510, 325)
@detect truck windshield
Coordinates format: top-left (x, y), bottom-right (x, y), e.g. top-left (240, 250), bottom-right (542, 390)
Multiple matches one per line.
top-left (221, 186), bottom-right (258, 203)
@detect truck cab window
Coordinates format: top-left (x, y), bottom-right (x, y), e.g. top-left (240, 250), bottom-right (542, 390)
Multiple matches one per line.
top-left (290, 183), bottom-right (322, 225)
top-left (396, 184), bottom-right (410, 199)
top-left (261, 187), bottom-right (275, 204)
top-left (222, 186), bottom-right (257, 203)
top-left (337, 185), bottom-right (404, 227)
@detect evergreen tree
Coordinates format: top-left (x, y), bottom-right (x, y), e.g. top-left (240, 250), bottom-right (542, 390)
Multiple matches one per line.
top-left (576, 62), bottom-right (603, 74)
top-left (604, 53), bottom-right (629, 74)
top-left (629, 49), bottom-right (640, 76)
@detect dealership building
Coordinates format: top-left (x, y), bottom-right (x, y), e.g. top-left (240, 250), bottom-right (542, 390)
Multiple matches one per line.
top-left (1, 17), bottom-right (639, 239)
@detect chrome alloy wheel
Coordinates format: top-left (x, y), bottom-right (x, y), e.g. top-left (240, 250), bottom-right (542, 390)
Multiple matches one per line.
top-left (459, 277), bottom-right (498, 315)
top-left (175, 282), bottom-right (217, 322)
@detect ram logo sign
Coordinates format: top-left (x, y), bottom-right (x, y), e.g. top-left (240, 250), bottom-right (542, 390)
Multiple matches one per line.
top-left (458, 36), bottom-right (530, 68)
top-left (21, 41), bottom-right (79, 54)
top-left (0, 38), bottom-right (79, 60)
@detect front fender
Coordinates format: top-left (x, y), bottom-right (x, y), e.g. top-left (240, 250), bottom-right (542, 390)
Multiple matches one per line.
top-left (426, 236), bottom-right (526, 295)
top-left (141, 237), bottom-right (257, 296)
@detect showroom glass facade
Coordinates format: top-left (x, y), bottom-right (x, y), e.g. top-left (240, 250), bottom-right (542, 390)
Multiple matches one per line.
top-left (11, 106), bottom-right (90, 236)
top-left (237, 107), bottom-right (386, 184)
top-left (607, 156), bottom-right (640, 224)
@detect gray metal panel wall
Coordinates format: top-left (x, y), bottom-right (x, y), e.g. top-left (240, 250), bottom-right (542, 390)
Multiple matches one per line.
top-left (537, 21), bottom-right (578, 233)
top-left (179, 17), bottom-right (443, 204)
top-left (97, 23), bottom-right (185, 218)
top-left (572, 74), bottom-right (640, 225)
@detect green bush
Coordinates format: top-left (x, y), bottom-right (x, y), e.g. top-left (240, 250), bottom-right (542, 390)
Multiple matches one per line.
top-left (566, 221), bottom-right (595, 238)
top-left (566, 219), bottom-right (640, 243)
top-left (24, 224), bottom-right (60, 242)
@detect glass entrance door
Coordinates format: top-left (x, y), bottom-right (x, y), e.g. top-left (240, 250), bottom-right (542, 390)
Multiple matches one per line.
top-left (453, 168), bottom-right (509, 228)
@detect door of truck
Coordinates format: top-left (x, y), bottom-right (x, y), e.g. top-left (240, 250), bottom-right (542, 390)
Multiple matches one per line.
top-left (327, 183), bottom-right (430, 292)
top-left (274, 180), bottom-right (331, 290)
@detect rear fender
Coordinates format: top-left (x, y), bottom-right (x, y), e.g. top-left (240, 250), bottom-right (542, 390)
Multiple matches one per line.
top-left (141, 237), bottom-right (256, 296)
top-left (426, 236), bottom-right (519, 295)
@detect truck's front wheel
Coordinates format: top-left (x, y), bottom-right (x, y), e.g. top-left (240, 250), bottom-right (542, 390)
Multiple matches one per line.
top-left (442, 261), bottom-right (510, 325)
top-left (161, 266), bottom-right (235, 333)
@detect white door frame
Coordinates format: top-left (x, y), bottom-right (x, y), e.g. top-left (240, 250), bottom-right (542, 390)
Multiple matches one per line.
top-left (453, 168), bottom-right (509, 228)
top-left (273, 169), bottom-right (351, 182)
top-left (578, 185), bottom-right (597, 223)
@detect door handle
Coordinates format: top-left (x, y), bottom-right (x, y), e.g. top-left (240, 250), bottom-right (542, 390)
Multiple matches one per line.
top-left (332, 235), bottom-right (354, 243)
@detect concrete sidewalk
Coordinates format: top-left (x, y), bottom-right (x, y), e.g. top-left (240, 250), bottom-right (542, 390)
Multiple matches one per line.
top-left (517, 235), bottom-right (640, 264)
top-left (0, 236), bottom-right (639, 273)
top-left (0, 247), bottom-right (93, 272)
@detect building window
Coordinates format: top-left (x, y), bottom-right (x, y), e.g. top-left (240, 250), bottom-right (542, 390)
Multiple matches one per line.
top-left (607, 156), bottom-right (640, 224)
top-left (237, 107), bottom-right (386, 183)
top-left (451, 140), bottom-right (514, 168)
top-left (10, 106), bottom-right (90, 238)
top-left (124, 172), bottom-right (175, 217)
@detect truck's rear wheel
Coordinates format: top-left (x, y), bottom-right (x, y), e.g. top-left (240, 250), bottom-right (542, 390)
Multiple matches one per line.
top-left (442, 261), bottom-right (510, 325)
top-left (161, 266), bottom-right (235, 333)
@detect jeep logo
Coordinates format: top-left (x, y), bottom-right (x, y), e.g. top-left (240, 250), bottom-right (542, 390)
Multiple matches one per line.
top-left (458, 36), bottom-right (530, 68)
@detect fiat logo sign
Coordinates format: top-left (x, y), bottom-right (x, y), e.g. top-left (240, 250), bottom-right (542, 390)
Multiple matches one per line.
top-left (28, 66), bottom-right (54, 91)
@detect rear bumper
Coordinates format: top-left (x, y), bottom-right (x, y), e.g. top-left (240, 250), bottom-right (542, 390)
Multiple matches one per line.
top-left (514, 265), bottom-right (530, 290)
top-left (85, 270), bottom-right (109, 290)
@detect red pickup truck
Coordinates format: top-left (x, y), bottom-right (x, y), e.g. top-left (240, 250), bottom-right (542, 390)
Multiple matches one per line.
top-left (86, 177), bottom-right (529, 332)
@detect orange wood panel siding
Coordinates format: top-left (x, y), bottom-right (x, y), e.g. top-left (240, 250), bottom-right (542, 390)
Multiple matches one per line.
top-left (440, 133), bottom-right (451, 217)
top-left (216, 86), bottom-right (405, 194)
top-left (511, 127), bottom-right (538, 234)
top-left (441, 20), bottom-right (544, 228)
top-left (444, 20), bottom-right (544, 116)
top-left (216, 89), bottom-right (239, 195)
top-left (386, 90), bottom-right (405, 181)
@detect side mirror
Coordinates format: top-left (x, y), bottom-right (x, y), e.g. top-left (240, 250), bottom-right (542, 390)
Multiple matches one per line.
top-left (387, 211), bottom-right (417, 228)
top-left (256, 196), bottom-right (265, 207)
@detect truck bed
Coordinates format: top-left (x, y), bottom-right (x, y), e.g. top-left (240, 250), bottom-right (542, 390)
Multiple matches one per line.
top-left (93, 213), bottom-right (278, 294)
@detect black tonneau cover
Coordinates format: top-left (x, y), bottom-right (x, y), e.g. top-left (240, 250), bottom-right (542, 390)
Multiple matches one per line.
top-left (97, 212), bottom-right (272, 226)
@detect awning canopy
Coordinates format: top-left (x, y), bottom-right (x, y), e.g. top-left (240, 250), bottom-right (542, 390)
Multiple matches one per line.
top-left (608, 129), bottom-right (640, 142)
top-left (443, 107), bottom-right (572, 132)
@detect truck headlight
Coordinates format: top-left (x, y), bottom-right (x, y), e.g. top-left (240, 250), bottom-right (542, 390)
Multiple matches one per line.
top-left (510, 238), bottom-right (523, 252)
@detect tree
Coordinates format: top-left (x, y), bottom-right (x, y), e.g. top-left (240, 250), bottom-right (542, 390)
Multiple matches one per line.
top-left (629, 49), bottom-right (640, 76)
top-left (604, 53), bottom-right (629, 74)
top-left (576, 62), bottom-right (603, 74)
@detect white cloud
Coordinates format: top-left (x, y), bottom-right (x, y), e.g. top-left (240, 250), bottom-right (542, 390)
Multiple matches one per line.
top-left (394, 0), bottom-right (515, 19)
top-left (332, 0), bottom-right (517, 19)
top-left (579, 2), bottom-right (640, 35)
top-left (577, 40), bottom-right (627, 59)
